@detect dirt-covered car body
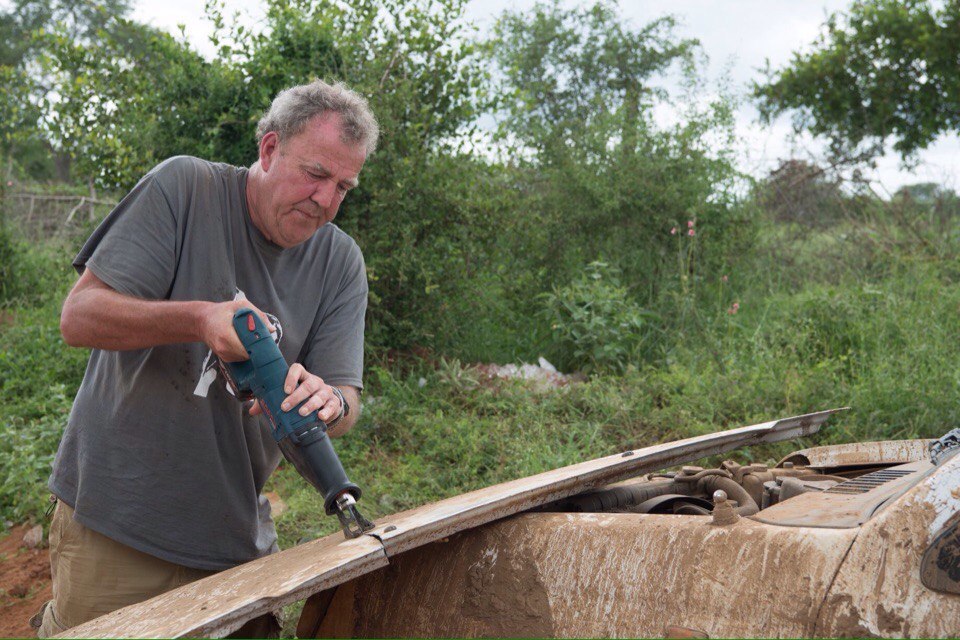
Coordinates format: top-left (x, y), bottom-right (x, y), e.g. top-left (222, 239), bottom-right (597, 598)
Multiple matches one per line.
top-left (61, 412), bottom-right (959, 639)
top-left (302, 435), bottom-right (960, 638)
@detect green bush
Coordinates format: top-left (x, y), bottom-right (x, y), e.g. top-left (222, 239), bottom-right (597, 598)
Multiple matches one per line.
top-left (0, 298), bottom-right (87, 523)
top-left (540, 262), bottom-right (658, 373)
top-left (0, 407), bottom-right (70, 523)
top-left (0, 223), bottom-right (16, 295)
top-left (490, 1), bottom-right (751, 316)
top-left (0, 221), bottom-right (69, 308)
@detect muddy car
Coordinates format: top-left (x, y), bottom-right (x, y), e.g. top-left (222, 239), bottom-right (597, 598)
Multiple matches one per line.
top-left (66, 410), bottom-right (960, 639)
top-left (301, 432), bottom-right (960, 638)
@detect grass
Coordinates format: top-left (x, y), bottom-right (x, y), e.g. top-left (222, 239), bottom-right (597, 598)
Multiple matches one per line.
top-left (2, 208), bottom-right (958, 530)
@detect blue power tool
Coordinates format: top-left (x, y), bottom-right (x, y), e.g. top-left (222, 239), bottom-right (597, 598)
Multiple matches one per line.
top-left (219, 308), bottom-right (374, 539)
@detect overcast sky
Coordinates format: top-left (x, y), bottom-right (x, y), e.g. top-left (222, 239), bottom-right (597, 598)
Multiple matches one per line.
top-left (120, 1), bottom-right (957, 193)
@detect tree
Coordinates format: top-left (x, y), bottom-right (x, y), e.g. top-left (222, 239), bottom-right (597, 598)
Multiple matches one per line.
top-left (755, 160), bottom-right (847, 225)
top-left (0, 0), bottom-right (137, 181)
top-left (754, 0), bottom-right (960, 163)
top-left (490, 0), bottom-right (745, 296)
top-left (493, 0), bottom-right (698, 160)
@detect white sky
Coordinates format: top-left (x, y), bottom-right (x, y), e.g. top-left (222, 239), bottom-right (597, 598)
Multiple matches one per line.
top-left (114, 1), bottom-right (957, 193)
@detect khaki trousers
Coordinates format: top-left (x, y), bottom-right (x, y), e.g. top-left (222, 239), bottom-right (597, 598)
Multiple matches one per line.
top-left (33, 501), bottom-right (279, 638)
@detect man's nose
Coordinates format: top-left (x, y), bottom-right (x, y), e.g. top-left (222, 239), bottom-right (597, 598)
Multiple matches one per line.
top-left (311, 180), bottom-right (338, 210)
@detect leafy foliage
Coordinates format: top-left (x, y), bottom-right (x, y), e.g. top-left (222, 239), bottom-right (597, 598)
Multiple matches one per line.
top-left (492, 1), bottom-right (697, 154)
top-left (0, 0), bottom-right (140, 180)
top-left (539, 261), bottom-right (657, 373)
top-left (0, 300), bottom-right (88, 523)
top-left (755, 0), bottom-right (960, 161)
top-left (491, 1), bottom-right (748, 306)
top-left (0, 222), bottom-right (68, 307)
top-left (755, 160), bottom-right (847, 225)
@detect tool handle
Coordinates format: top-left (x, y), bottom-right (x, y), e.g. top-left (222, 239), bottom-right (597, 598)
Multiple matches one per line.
top-left (226, 308), bottom-right (361, 514)
top-left (226, 309), bottom-right (311, 437)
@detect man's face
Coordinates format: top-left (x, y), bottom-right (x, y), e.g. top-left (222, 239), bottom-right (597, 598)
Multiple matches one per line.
top-left (254, 113), bottom-right (366, 248)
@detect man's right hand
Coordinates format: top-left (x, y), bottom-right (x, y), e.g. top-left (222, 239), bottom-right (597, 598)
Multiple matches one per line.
top-left (197, 300), bottom-right (275, 362)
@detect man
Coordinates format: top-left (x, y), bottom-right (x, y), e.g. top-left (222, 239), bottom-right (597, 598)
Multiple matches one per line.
top-left (33, 79), bottom-right (378, 637)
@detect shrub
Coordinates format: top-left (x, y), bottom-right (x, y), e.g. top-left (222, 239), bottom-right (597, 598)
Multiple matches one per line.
top-left (540, 262), bottom-right (658, 373)
top-left (0, 221), bottom-right (68, 308)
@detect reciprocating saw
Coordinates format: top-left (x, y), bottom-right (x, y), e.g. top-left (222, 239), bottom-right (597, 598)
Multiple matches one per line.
top-left (219, 308), bottom-right (374, 539)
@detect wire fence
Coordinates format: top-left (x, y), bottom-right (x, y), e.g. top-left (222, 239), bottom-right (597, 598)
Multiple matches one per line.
top-left (1, 192), bottom-right (116, 241)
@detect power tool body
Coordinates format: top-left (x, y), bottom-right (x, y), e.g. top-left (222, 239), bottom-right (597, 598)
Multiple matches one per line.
top-left (219, 308), bottom-right (374, 539)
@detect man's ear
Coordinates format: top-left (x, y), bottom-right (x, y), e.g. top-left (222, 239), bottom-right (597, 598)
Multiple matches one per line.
top-left (259, 131), bottom-right (281, 172)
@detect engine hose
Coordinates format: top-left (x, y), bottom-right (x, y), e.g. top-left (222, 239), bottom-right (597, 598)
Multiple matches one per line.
top-left (540, 480), bottom-right (679, 513)
top-left (699, 476), bottom-right (759, 516)
top-left (674, 469), bottom-right (733, 482)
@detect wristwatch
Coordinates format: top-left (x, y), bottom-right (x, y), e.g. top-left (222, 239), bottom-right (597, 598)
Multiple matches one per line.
top-left (327, 386), bottom-right (349, 429)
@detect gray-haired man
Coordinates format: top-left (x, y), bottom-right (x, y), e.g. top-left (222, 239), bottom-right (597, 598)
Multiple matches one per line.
top-left (34, 80), bottom-right (378, 637)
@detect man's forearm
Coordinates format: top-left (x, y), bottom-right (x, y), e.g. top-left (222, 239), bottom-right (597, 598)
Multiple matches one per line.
top-left (62, 270), bottom-right (365, 431)
top-left (327, 386), bottom-right (360, 438)
top-left (61, 284), bottom-right (210, 351)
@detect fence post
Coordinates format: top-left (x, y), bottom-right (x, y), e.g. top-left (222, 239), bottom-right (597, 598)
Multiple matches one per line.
top-left (88, 178), bottom-right (97, 221)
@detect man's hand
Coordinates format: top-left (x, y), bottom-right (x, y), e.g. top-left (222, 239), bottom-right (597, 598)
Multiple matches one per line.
top-left (61, 268), bottom-right (278, 362)
top-left (197, 299), bottom-right (275, 362)
top-left (248, 364), bottom-right (359, 436)
top-left (249, 363), bottom-right (338, 421)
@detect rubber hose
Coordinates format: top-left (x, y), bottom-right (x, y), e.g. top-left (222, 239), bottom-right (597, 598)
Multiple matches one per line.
top-left (674, 469), bottom-right (733, 482)
top-left (699, 476), bottom-right (760, 516)
top-left (541, 480), bottom-right (678, 513)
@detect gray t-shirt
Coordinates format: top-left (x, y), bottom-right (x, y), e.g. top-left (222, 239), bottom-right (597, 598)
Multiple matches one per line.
top-left (49, 156), bottom-right (367, 570)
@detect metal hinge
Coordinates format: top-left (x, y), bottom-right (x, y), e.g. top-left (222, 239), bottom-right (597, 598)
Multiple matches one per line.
top-left (930, 428), bottom-right (960, 465)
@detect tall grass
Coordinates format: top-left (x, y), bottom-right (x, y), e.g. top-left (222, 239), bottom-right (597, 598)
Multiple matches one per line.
top-left (1, 195), bottom-right (957, 534)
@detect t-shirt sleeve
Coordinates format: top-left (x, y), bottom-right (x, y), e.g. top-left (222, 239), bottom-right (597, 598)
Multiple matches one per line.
top-left (302, 240), bottom-right (368, 391)
top-left (73, 164), bottom-right (180, 300)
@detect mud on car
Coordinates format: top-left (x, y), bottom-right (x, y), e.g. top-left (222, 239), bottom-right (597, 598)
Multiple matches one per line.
top-left (67, 411), bottom-right (960, 639)
top-left (304, 427), bottom-right (960, 638)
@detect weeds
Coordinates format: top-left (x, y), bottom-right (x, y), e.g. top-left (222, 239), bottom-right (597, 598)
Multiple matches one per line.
top-left (1, 192), bottom-right (958, 537)
top-left (540, 262), bottom-right (659, 373)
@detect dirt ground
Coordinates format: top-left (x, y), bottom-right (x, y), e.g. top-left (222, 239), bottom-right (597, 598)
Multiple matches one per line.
top-left (0, 525), bottom-right (51, 638)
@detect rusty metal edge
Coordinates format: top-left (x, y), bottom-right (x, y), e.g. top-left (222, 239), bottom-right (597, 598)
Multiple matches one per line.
top-left (188, 549), bottom-right (388, 639)
top-left (57, 543), bottom-right (389, 639)
top-left (369, 408), bottom-right (846, 557)
top-left (777, 438), bottom-right (932, 468)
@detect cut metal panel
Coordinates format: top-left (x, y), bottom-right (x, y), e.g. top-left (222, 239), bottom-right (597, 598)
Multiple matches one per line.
top-left (64, 408), bottom-right (842, 638)
top-left (779, 439), bottom-right (931, 468)
top-left (368, 408), bottom-right (845, 556)
top-left (57, 534), bottom-right (387, 639)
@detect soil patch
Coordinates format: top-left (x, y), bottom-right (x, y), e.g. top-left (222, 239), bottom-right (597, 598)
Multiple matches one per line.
top-left (0, 525), bottom-right (51, 638)
top-left (0, 310), bottom-right (16, 329)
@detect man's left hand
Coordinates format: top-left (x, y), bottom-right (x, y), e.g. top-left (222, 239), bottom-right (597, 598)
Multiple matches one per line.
top-left (248, 363), bottom-right (342, 425)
